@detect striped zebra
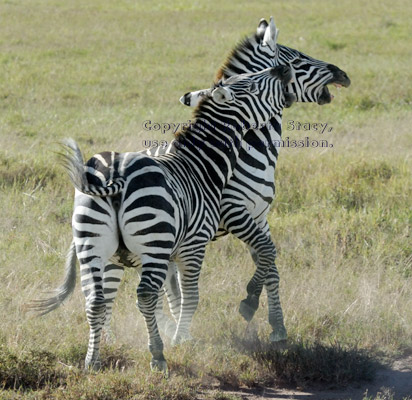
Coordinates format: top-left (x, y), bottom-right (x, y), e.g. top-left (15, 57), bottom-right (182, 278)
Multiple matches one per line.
top-left (30, 17), bottom-right (350, 350)
top-left (34, 66), bottom-right (294, 374)
top-left (99, 17), bottom-right (351, 346)
top-left (153, 17), bottom-right (351, 342)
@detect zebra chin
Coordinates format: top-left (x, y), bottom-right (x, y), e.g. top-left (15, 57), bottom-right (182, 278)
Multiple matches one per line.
top-left (317, 85), bottom-right (333, 105)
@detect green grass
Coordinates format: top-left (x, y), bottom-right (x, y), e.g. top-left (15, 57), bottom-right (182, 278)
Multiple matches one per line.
top-left (1, 0), bottom-right (412, 398)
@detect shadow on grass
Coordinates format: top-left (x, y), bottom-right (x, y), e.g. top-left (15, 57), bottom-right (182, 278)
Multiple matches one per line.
top-left (0, 338), bottom-right (380, 394)
top-left (230, 331), bottom-right (379, 389)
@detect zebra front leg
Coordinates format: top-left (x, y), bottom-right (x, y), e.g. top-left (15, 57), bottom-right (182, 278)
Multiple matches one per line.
top-left (102, 263), bottom-right (125, 343)
top-left (154, 284), bottom-right (174, 338)
top-left (265, 261), bottom-right (287, 343)
top-left (221, 209), bottom-right (285, 331)
top-left (239, 238), bottom-right (276, 322)
top-left (220, 209), bottom-right (274, 323)
top-left (171, 254), bottom-right (203, 346)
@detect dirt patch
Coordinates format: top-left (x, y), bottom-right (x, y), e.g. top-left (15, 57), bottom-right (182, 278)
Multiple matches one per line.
top-left (209, 356), bottom-right (412, 400)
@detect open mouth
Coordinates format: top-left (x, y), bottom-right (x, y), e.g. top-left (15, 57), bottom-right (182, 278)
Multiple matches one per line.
top-left (317, 81), bottom-right (350, 105)
top-left (317, 68), bottom-right (351, 105)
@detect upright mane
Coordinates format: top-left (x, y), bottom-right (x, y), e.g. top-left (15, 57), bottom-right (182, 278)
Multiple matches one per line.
top-left (215, 34), bottom-right (261, 80)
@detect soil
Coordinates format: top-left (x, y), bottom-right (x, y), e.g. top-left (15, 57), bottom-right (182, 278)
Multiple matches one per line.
top-left (209, 355), bottom-right (412, 400)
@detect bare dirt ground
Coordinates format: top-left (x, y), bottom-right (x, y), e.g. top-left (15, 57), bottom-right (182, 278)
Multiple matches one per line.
top-left (209, 356), bottom-right (412, 400)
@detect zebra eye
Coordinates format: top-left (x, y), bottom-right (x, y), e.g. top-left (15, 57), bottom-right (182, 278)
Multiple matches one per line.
top-left (291, 58), bottom-right (302, 66)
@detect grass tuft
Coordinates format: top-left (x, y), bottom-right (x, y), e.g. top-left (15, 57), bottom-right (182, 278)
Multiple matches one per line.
top-left (0, 346), bottom-right (66, 391)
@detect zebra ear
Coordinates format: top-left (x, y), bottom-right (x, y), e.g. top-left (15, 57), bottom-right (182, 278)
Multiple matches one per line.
top-left (262, 16), bottom-right (279, 50)
top-left (212, 86), bottom-right (233, 104)
top-left (257, 18), bottom-right (268, 39)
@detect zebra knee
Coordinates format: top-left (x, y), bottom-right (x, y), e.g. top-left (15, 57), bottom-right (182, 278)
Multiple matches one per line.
top-left (258, 244), bottom-right (277, 267)
top-left (136, 284), bottom-right (159, 311)
top-left (85, 294), bottom-right (105, 311)
top-left (85, 294), bottom-right (106, 326)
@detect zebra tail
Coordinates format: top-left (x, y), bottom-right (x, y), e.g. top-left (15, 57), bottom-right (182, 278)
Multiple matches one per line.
top-left (59, 138), bottom-right (125, 197)
top-left (27, 241), bottom-right (77, 316)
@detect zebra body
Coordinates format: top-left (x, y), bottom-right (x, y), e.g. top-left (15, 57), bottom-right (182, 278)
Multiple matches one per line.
top-left (60, 66), bottom-right (293, 373)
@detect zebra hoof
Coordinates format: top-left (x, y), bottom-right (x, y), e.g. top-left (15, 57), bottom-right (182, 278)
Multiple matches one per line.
top-left (239, 296), bottom-right (259, 322)
top-left (269, 338), bottom-right (287, 351)
top-left (150, 359), bottom-right (169, 378)
top-left (269, 327), bottom-right (288, 344)
top-left (84, 359), bottom-right (101, 372)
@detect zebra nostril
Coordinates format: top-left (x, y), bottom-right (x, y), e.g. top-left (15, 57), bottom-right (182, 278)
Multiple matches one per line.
top-left (179, 93), bottom-right (191, 106)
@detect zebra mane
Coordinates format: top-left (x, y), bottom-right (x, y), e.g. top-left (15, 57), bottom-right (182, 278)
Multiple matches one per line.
top-left (215, 33), bottom-right (260, 80)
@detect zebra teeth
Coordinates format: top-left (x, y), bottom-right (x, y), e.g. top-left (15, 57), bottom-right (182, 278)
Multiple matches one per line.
top-left (333, 83), bottom-right (343, 89)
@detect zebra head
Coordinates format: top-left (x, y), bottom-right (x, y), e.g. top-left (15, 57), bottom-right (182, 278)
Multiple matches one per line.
top-left (196, 65), bottom-right (295, 131)
top-left (179, 16), bottom-right (350, 107)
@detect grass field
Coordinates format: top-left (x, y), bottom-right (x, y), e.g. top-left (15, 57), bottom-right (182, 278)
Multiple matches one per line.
top-left (1, 0), bottom-right (411, 398)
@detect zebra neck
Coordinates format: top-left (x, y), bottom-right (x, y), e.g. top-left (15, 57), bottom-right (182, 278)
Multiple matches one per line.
top-left (242, 112), bottom-right (283, 160)
top-left (174, 115), bottom-right (243, 187)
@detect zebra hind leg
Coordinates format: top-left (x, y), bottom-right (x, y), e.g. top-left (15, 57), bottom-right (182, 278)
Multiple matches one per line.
top-left (74, 207), bottom-right (119, 370)
top-left (171, 254), bottom-right (203, 346)
top-left (136, 258), bottom-right (170, 376)
top-left (102, 263), bottom-right (125, 344)
top-left (80, 257), bottom-right (108, 371)
top-left (135, 260), bottom-right (179, 340)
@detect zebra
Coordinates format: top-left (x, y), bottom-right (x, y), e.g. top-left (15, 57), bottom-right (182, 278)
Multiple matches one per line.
top-left (99, 16), bottom-right (351, 346)
top-left (151, 16), bottom-right (351, 342)
top-left (33, 66), bottom-right (295, 374)
top-left (30, 16), bottom-right (350, 349)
